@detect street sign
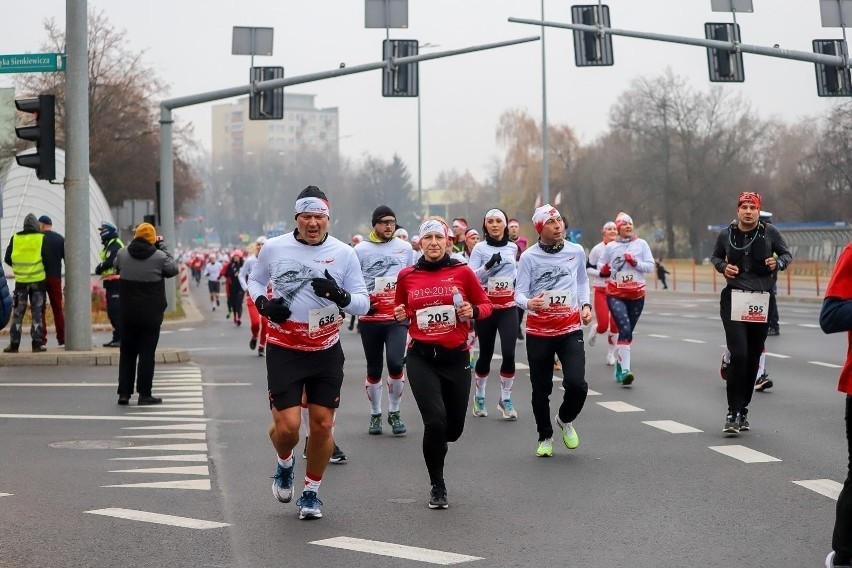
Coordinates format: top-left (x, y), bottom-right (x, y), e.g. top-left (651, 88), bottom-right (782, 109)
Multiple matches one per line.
top-left (365, 0), bottom-right (408, 28)
top-left (0, 53), bottom-right (64, 74)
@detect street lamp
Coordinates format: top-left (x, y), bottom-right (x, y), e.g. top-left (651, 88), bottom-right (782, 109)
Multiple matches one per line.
top-left (417, 42), bottom-right (440, 219)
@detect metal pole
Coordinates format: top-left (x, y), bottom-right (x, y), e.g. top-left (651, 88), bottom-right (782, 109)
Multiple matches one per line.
top-left (64, 0), bottom-right (91, 350)
top-left (540, 0), bottom-right (550, 205)
top-left (160, 107), bottom-right (176, 311)
top-left (417, 93), bottom-right (423, 217)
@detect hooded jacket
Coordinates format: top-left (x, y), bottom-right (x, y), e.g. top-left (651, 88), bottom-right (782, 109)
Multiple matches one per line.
top-left (3, 213), bottom-right (53, 287)
top-left (0, 273), bottom-right (12, 330)
top-left (114, 237), bottom-right (178, 324)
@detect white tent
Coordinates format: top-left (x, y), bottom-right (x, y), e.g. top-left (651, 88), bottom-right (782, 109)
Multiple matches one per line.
top-left (1, 148), bottom-right (115, 276)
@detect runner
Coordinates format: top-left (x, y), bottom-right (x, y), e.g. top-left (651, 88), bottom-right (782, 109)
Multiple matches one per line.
top-left (515, 204), bottom-right (592, 457)
top-left (240, 236), bottom-right (268, 355)
top-left (451, 218), bottom-right (468, 253)
top-left (247, 185), bottom-right (369, 520)
top-left (586, 221), bottom-right (619, 366)
top-left (204, 256), bottom-right (223, 311)
top-left (721, 347), bottom-right (773, 391)
top-left (223, 249), bottom-right (245, 326)
top-left (354, 205), bottom-right (414, 436)
top-left (597, 212), bottom-right (656, 386)
top-left (710, 192), bottom-right (791, 434)
top-left (467, 208), bottom-right (520, 419)
top-left (463, 229), bottom-right (479, 261)
top-left (508, 218), bottom-right (528, 339)
top-left (393, 217), bottom-right (492, 509)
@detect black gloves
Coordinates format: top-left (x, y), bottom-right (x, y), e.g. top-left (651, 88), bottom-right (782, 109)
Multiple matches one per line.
top-left (310, 269), bottom-right (351, 307)
top-left (484, 252), bottom-right (503, 270)
top-left (95, 264), bottom-right (104, 275)
top-left (255, 295), bottom-right (291, 324)
top-left (154, 238), bottom-right (165, 251)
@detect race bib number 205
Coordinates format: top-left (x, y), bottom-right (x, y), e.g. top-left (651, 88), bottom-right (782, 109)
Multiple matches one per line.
top-left (415, 305), bottom-right (456, 335)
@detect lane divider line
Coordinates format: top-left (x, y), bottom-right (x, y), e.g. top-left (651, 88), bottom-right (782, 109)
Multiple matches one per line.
top-left (311, 536), bottom-right (483, 565)
top-left (86, 507), bottom-right (227, 529)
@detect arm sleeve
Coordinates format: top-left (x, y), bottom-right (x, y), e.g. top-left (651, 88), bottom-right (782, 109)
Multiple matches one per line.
top-left (514, 255), bottom-right (532, 310)
top-left (636, 240), bottom-right (656, 274)
top-left (102, 243), bottom-right (120, 272)
top-left (768, 225), bottom-right (793, 270)
top-left (466, 244), bottom-right (488, 281)
top-left (596, 244), bottom-right (610, 269)
top-left (576, 250), bottom-right (591, 306)
top-left (247, 248), bottom-right (270, 302)
top-left (238, 260), bottom-right (250, 291)
top-left (710, 230), bottom-right (728, 273)
top-left (464, 266), bottom-right (492, 320)
top-left (587, 245), bottom-right (602, 278)
top-left (820, 298), bottom-right (852, 334)
top-left (342, 250), bottom-right (370, 316)
top-left (160, 248), bottom-right (179, 278)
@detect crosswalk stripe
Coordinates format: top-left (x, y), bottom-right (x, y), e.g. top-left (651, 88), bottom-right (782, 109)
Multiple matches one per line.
top-left (110, 454), bottom-right (208, 462)
top-left (596, 401), bottom-right (644, 412)
top-left (126, 410), bottom-right (205, 416)
top-left (117, 433), bottom-right (206, 440)
top-left (155, 398), bottom-right (204, 404)
top-left (809, 361), bottom-right (842, 369)
top-left (642, 420), bottom-right (702, 433)
top-left (86, 508), bottom-right (227, 529)
top-left (0, 493), bottom-right (12, 498)
top-left (132, 404), bottom-right (204, 410)
top-left (709, 445), bottom-right (781, 463)
top-left (792, 479), bottom-right (843, 500)
top-left (311, 537), bottom-right (483, 565)
top-left (587, 389), bottom-right (601, 396)
top-left (682, 339), bottom-right (706, 344)
top-left (0, 414), bottom-right (206, 423)
top-left (109, 465), bottom-right (209, 475)
top-left (515, 363), bottom-right (529, 370)
top-left (117, 443), bottom-right (208, 451)
top-left (102, 479), bottom-right (211, 490)
top-left (122, 424), bottom-right (207, 431)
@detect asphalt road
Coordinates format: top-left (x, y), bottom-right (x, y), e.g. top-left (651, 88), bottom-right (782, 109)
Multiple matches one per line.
top-left (0, 285), bottom-right (846, 568)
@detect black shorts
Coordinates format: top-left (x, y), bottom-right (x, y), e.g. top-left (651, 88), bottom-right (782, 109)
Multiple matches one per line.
top-left (265, 342), bottom-right (345, 410)
top-left (207, 281), bottom-right (220, 294)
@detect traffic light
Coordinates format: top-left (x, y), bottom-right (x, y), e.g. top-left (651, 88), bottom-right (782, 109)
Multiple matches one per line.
top-left (249, 66), bottom-right (284, 120)
top-left (14, 94), bottom-right (56, 181)
top-left (570, 5), bottom-right (614, 67)
top-left (382, 39), bottom-right (419, 97)
top-left (813, 40), bottom-right (852, 97)
top-left (705, 23), bottom-right (745, 82)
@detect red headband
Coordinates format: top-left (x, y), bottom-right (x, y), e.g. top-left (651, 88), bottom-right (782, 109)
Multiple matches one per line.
top-left (738, 191), bottom-right (761, 210)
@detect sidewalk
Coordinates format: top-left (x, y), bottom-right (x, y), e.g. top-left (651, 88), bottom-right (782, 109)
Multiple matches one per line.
top-left (0, 291), bottom-right (201, 367)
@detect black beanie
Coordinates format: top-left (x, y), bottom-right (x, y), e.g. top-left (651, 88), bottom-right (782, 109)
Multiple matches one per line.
top-left (371, 205), bottom-right (396, 226)
top-left (297, 185), bottom-right (327, 201)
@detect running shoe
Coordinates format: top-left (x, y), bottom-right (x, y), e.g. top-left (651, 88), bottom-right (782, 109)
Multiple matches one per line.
top-left (329, 444), bottom-right (347, 463)
top-left (226, 310), bottom-right (231, 320)
top-left (621, 369), bottom-right (634, 386)
top-left (387, 411), bottom-right (407, 435)
top-left (249, 337), bottom-right (257, 351)
top-left (614, 361), bottom-right (624, 383)
top-left (258, 346), bottom-right (265, 357)
top-left (497, 399), bottom-right (518, 420)
top-left (767, 327), bottom-right (780, 336)
top-left (754, 374), bottom-right (773, 391)
top-left (296, 490), bottom-right (323, 520)
top-left (720, 355), bottom-right (728, 381)
top-left (605, 353), bottom-right (616, 366)
top-left (723, 412), bottom-right (740, 434)
top-left (738, 412), bottom-right (750, 432)
top-left (517, 328), bottom-right (524, 340)
top-left (368, 414), bottom-right (383, 435)
top-left (271, 457), bottom-right (295, 503)
top-left (587, 328), bottom-right (597, 347)
top-left (472, 396), bottom-right (487, 417)
top-left (536, 438), bottom-right (554, 457)
top-left (825, 551), bottom-right (852, 568)
top-left (555, 416), bottom-right (579, 449)
top-left (428, 483), bottom-right (448, 509)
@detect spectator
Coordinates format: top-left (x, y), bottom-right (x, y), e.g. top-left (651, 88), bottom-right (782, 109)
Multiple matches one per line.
top-left (0, 272), bottom-right (12, 331)
top-left (4, 213), bottom-right (51, 352)
top-left (38, 215), bottom-right (65, 346)
top-left (95, 221), bottom-right (124, 347)
top-left (656, 260), bottom-right (671, 290)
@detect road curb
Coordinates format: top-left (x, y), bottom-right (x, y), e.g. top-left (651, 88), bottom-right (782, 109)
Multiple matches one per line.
top-left (0, 347), bottom-right (191, 367)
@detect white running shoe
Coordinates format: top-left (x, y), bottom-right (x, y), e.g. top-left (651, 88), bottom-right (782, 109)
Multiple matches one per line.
top-left (606, 353), bottom-right (616, 366)
top-left (588, 328), bottom-right (597, 347)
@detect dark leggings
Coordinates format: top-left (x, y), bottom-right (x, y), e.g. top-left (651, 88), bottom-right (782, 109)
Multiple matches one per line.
top-left (833, 395), bottom-right (852, 562)
top-left (720, 287), bottom-right (768, 414)
top-left (406, 346), bottom-right (471, 485)
top-left (474, 307), bottom-right (518, 377)
top-left (117, 320), bottom-right (162, 397)
top-left (607, 296), bottom-right (645, 343)
top-left (526, 331), bottom-right (588, 440)
top-left (359, 320), bottom-right (408, 380)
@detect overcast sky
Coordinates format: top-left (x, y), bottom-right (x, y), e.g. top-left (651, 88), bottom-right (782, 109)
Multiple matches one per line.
top-left (0, 1), bottom-right (842, 189)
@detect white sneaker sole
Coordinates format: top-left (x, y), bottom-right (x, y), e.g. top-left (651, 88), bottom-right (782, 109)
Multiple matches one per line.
top-left (498, 405), bottom-right (518, 420)
top-left (272, 484), bottom-right (293, 503)
top-left (299, 509), bottom-right (322, 520)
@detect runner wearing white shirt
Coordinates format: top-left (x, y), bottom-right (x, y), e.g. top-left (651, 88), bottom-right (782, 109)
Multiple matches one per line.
top-left (467, 208), bottom-right (520, 419)
top-left (247, 186), bottom-right (369, 520)
top-left (516, 205), bottom-right (592, 457)
top-left (240, 236), bottom-right (268, 355)
top-left (204, 257), bottom-right (223, 311)
top-left (586, 221), bottom-right (619, 366)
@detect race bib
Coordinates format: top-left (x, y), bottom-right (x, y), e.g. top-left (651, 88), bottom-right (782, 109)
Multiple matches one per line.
top-left (617, 267), bottom-right (640, 288)
top-left (415, 305), bottom-right (456, 335)
top-left (308, 304), bottom-right (340, 338)
top-left (544, 289), bottom-right (575, 311)
top-left (730, 290), bottom-right (769, 323)
top-left (374, 276), bottom-right (397, 296)
top-left (487, 276), bottom-right (514, 297)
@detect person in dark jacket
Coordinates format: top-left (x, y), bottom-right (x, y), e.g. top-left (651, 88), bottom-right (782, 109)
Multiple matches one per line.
top-left (0, 272), bottom-right (12, 331)
top-left (38, 215), bottom-right (65, 346)
top-left (4, 213), bottom-right (52, 352)
top-left (655, 260), bottom-right (671, 290)
top-left (95, 221), bottom-right (124, 348)
top-left (114, 223), bottom-right (178, 405)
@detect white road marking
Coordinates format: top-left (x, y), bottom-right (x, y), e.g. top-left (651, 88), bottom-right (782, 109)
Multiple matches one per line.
top-left (156, 398), bottom-right (204, 403)
top-left (102, 479), bottom-right (211, 490)
top-left (132, 404), bottom-right (204, 410)
top-left (0, 383), bottom-right (115, 387)
top-left (798, 323), bottom-right (821, 328)
top-left (682, 314), bottom-right (699, 318)
top-left (809, 361), bottom-right (842, 369)
top-left (311, 537), bottom-right (483, 565)
top-left (764, 352), bottom-right (791, 359)
top-left (642, 420), bottom-right (702, 434)
top-left (122, 423), bottom-right (207, 431)
top-left (587, 389), bottom-right (601, 396)
top-left (111, 454), bottom-right (208, 462)
top-left (150, 387), bottom-right (202, 393)
top-left (682, 339), bottom-right (706, 344)
top-left (515, 362), bottom-right (529, 370)
top-left (154, 379), bottom-right (202, 384)
top-left (709, 445), bottom-right (781, 463)
top-left (0, 493), bottom-right (12, 497)
top-left (177, 328), bottom-right (195, 332)
top-left (118, 443), bottom-right (208, 452)
top-left (117, 433), bottom-right (206, 440)
top-left (109, 465), bottom-right (209, 475)
top-left (0, 414), bottom-right (206, 422)
top-left (648, 334), bottom-right (670, 339)
top-left (126, 410), bottom-right (205, 416)
top-left (86, 508), bottom-right (227, 529)
top-left (596, 401), bottom-right (644, 413)
top-left (160, 330), bottom-right (174, 335)
top-left (792, 479), bottom-right (843, 501)
top-left (657, 312), bottom-right (675, 316)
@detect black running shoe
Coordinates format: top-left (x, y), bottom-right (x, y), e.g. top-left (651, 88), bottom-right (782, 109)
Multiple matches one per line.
top-left (429, 483), bottom-right (448, 509)
top-left (723, 412), bottom-right (740, 434)
top-left (329, 444), bottom-right (346, 463)
top-left (738, 412), bottom-right (750, 432)
top-left (754, 374), bottom-right (773, 392)
top-left (249, 337), bottom-right (257, 351)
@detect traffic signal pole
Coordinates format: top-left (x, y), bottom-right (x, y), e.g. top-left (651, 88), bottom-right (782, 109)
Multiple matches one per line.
top-left (158, 35), bottom-right (540, 312)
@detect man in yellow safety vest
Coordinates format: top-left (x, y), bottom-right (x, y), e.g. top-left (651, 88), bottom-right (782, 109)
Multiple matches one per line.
top-left (95, 221), bottom-right (124, 348)
top-left (3, 213), bottom-right (52, 353)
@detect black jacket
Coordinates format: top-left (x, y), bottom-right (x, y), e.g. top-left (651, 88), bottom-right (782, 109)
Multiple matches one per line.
top-left (41, 230), bottom-right (65, 277)
top-left (710, 222), bottom-right (793, 293)
top-left (0, 273), bottom-right (11, 330)
top-left (114, 238), bottom-right (178, 324)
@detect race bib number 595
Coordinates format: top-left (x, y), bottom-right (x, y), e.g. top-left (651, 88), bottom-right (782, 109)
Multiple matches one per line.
top-left (730, 290), bottom-right (769, 323)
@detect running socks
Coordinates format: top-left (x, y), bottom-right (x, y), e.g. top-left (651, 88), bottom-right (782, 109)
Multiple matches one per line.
top-left (365, 377), bottom-right (382, 415)
top-left (278, 452), bottom-right (294, 468)
top-left (617, 343), bottom-right (632, 371)
top-left (607, 332), bottom-right (618, 361)
top-left (387, 374), bottom-right (405, 413)
top-left (304, 472), bottom-right (322, 493)
top-left (757, 349), bottom-right (766, 377)
top-left (474, 373), bottom-right (488, 399)
top-left (500, 374), bottom-right (514, 401)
